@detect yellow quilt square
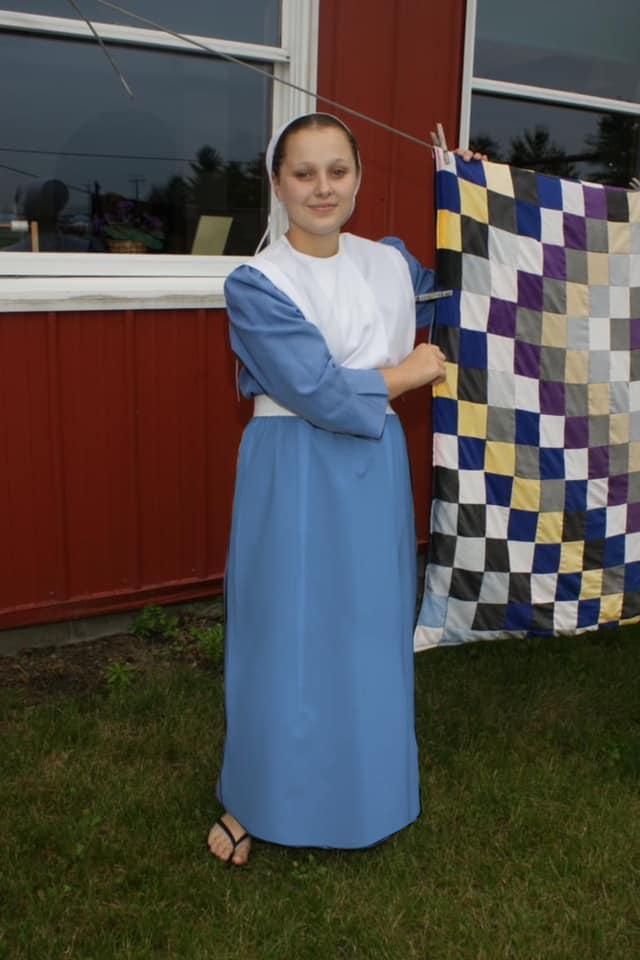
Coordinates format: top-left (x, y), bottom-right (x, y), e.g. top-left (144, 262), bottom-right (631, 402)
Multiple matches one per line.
top-left (511, 478), bottom-right (541, 511)
top-left (566, 282), bottom-right (589, 317)
top-left (610, 413), bottom-right (629, 445)
top-left (580, 569), bottom-right (603, 600)
top-left (629, 190), bottom-right (640, 220)
top-left (587, 252), bottom-right (609, 285)
top-left (459, 179), bottom-right (489, 223)
top-left (437, 210), bottom-right (462, 252)
top-left (565, 350), bottom-right (589, 384)
top-left (608, 221), bottom-right (630, 255)
top-left (588, 383), bottom-right (610, 414)
top-left (483, 161), bottom-right (514, 197)
top-left (536, 512), bottom-right (563, 544)
top-left (485, 441), bottom-right (515, 475)
top-left (542, 313), bottom-right (568, 348)
top-left (600, 593), bottom-right (623, 622)
top-left (560, 541), bottom-right (585, 574)
top-left (436, 361), bottom-right (458, 401)
top-left (458, 400), bottom-right (488, 438)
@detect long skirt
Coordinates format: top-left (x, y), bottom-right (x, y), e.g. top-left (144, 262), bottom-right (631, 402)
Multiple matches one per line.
top-left (218, 414), bottom-right (420, 848)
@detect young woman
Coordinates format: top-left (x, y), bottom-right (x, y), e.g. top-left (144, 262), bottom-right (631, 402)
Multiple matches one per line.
top-left (208, 113), bottom-right (464, 865)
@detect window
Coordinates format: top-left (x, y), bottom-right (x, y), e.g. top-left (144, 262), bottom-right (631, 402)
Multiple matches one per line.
top-left (0, 2), bottom-right (318, 308)
top-left (462, 0), bottom-right (640, 186)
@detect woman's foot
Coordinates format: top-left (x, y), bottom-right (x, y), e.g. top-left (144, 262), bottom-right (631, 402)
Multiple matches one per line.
top-left (207, 812), bottom-right (252, 866)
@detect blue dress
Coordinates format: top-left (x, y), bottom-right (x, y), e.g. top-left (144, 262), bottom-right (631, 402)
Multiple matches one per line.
top-left (218, 235), bottom-right (435, 848)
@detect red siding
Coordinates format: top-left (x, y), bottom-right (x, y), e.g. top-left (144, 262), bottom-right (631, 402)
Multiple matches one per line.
top-left (0, 1), bottom-right (466, 629)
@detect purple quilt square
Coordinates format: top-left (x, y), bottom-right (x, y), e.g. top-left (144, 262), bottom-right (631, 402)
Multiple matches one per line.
top-left (518, 271), bottom-right (544, 311)
top-left (488, 298), bottom-right (516, 337)
top-left (565, 415), bottom-right (589, 448)
top-left (627, 502), bottom-right (640, 532)
top-left (514, 341), bottom-right (540, 378)
top-left (563, 213), bottom-right (587, 250)
top-left (631, 318), bottom-right (640, 349)
top-left (588, 445), bottom-right (609, 478)
top-left (608, 474), bottom-right (628, 506)
top-left (543, 244), bottom-right (566, 280)
top-left (539, 381), bottom-right (565, 414)
top-left (583, 185), bottom-right (607, 220)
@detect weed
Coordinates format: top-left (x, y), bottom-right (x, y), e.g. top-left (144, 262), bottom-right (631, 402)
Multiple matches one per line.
top-left (189, 623), bottom-right (224, 663)
top-left (131, 604), bottom-right (180, 642)
top-left (104, 661), bottom-right (136, 692)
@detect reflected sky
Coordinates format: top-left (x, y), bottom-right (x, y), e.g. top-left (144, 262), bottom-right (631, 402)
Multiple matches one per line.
top-left (1, 0), bottom-right (280, 46)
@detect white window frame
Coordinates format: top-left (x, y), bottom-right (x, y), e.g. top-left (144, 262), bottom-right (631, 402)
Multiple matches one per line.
top-left (460, 0), bottom-right (640, 150)
top-left (0, 1), bottom-right (319, 312)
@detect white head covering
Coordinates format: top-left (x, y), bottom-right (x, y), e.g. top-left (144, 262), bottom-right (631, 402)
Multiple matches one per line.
top-left (255, 112), bottom-right (361, 253)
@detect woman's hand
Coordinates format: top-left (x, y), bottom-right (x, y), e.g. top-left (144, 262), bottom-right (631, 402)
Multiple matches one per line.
top-left (379, 343), bottom-right (447, 400)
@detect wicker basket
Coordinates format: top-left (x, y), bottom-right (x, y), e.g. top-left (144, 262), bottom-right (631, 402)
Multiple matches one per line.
top-left (107, 239), bottom-right (147, 254)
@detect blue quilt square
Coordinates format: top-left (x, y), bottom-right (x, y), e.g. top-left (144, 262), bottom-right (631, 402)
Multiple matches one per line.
top-left (625, 562), bottom-right (640, 592)
top-left (556, 572), bottom-right (581, 602)
top-left (455, 156), bottom-right (487, 187)
top-left (536, 174), bottom-right (563, 210)
top-left (578, 599), bottom-right (600, 628)
top-left (436, 170), bottom-right (461, 213)
top-left (565, 480), bottom-right (587, 513)
top-left (508, 509), bottom-right (538, 541)
top-left (458, 436), bottom-right (486, 470)
top-left (603, 535), bottom-right (626, 568)
top-left (515, 410), bottom-right (540, 446)
top-left (434, 397), bottom-right (458, 435)
top-left (516, 200), bottom-right (542, 240)
top-left (459, 329), bottom-right (487, 369)
top-left (486, 473), bottom-right (513, 506)
top-left (533, 543), bottom-right (561, 573)
top-left (540, 448), bottom-right (565, 480)
top-left (504, 603), bottom-right (533, 630)
top-left (434, 289), bottom-right (461, 328)
top-left (585, 508), bottom-right (607, 541)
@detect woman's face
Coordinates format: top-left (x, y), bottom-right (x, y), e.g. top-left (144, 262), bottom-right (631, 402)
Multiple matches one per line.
top-left (272, 125), bottom-right (360, 253)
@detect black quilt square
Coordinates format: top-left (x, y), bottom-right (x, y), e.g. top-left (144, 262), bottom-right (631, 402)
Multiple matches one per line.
top-left (583, 539), bottom-right (605, 570)
top-left (437, 249), bottom-right (462, 288)
top-left (485, 538), bottom-right (511, 572)
top-left (508, 573), bottom-right (532, 604)
top-left (450, 568), bottom-right (483, 601)
top-left (622, 591), bottom-right (640, 620)
top-left (457, 367), bottom-right (488, 403)
top-left (434, 467), bottom-right (459, 503)
top-left (488, 190), bottom-right (517, 234)
top-left (563, 512), bottom-right (586, 541)
top-left (472, 603), bottom-right (506, 630)
top-left (606, 189), bottom-right (629, 222)
top-left (530, 603), bottom-right (554, 632)
top-left (511, 167), bottom-right (539, 204)
top-left (461, 216), bottom-right (489, 259)
top-left (436, 326), bottom-right (460, 364)
top-left (428, 532), bottom-right (457, 567)
top-left (458, 503), bottom-right (487, 537)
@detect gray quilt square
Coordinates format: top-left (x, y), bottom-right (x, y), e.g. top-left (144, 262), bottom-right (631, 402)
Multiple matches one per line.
top-left (462, 254), bottom-right (492, 296)
top-left (589, 351), bottom-right (611, 383)
top-left (479, 571), bottom-right (510, 603)
top-left (543, 278), bottom-right (566, 314)
top-left (586, 218), bottom-right (608, 253)
top-left (631, 224), bottom-right (640, 253)
top-left (630, 287), bottom-right (640, 317)
top-left (565, 249), bottom-right (588, 284)
top-left (487, 406), bottom-right (515, 441)
top-left (540, 479), bottom-right (566, 511)
top-left (565, 383), bottom-right (589, 416)
top-left (588, 414), bottom-right (610, 446)
top-left (609, 254), bottom-right (630, 286)
top-left (540, 345), bottom-right (566, 381)
top-left (566, 317), bottom-right (589, 350)
top-left (609, 444), bottom-right (629, 476)
top-left (610, 317), bottom-right (630, 351)
top-left (628, 472), bottom-right (640, 501)
top-left (630, 410), bottom-right (640, 442)
top-left (515, 444), bottom-right (540, 478)
top-left (516, 308), bottom-right (543, 344)
top-left (487, 372), bottom-right (516, 408)
top-left (609, 381), bottom-right (630, 414)
top-left (590, 286), bottom-right (610, 318)
top-left (432, 499), bottom-right (458, 535)
top-left (602, 564), bottom-right (625, 595)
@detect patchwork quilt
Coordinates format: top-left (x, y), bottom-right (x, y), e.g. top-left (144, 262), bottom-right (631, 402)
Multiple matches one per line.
top-left (414, 149), bottom-right (640, 650)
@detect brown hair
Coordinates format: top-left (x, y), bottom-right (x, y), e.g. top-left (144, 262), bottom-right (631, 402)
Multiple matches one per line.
top-left (271, 113), bottom-right (361, 177)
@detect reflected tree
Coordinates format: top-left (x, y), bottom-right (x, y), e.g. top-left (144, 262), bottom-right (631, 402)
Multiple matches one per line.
top-left (509, 126), bottom-right (577, 178)
top-left (584, 114), bottom-right (640, 186)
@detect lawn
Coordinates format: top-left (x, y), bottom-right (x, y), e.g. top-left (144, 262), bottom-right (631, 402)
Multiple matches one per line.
top-left (1, 620), bottom-right (639, 960)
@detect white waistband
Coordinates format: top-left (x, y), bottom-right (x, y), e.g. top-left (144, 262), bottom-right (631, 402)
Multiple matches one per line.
top-left (253, 395), bottom-right (396, 417)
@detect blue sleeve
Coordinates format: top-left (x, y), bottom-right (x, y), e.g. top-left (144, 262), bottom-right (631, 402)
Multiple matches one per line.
top-left (224, 265), bottom-right (390, 439)
top-left (380, 236), bottom-right (436, 330)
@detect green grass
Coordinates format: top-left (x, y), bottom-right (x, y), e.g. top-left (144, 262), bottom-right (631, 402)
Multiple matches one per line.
top-left (1, 626), bottom-right (639, 959)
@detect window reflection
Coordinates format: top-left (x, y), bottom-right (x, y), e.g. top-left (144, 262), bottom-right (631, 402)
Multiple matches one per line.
top-left (475, 0), bottom-right (640, 102)
top-left (0, 0), bottom-right (281, 46)
top-left (0, 32), bottom-right (271, 254)
top-left (470, 95), bottom-right (640, 187)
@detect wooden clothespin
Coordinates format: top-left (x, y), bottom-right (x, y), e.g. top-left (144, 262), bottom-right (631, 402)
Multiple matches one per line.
top-left (429, 123), bottom-right (450, 164)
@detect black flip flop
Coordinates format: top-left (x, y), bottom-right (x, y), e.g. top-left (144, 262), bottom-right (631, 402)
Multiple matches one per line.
top-left (210, 817), bottom-right (250, 866)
